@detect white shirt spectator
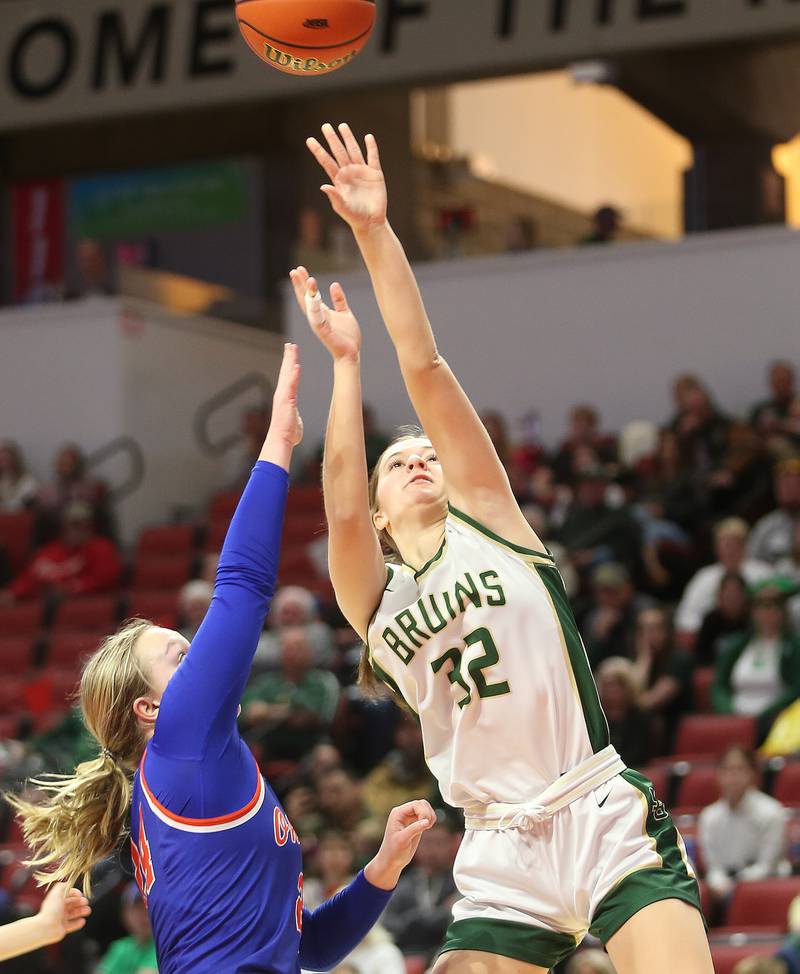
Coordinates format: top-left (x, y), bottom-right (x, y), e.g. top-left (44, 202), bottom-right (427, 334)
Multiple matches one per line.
top-left (731, 637), bottom-right (783, 715)
top-left (698, 788), bottom-right (787, 895)
top-left (748, 510), bottom-right (798, 565)
top-left (675, 560), bottom-right (772, 634)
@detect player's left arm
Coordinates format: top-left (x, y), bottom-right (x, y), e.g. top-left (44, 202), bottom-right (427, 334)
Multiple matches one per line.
top-left (0, 885), bottom-right (90, 963)
top-left (307, 123), bottom-right (545, 552)
top-left (298, 800), bottom-right (433, 971)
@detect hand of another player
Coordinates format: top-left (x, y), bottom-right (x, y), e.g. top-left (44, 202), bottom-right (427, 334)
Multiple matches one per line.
top-left (363, 799), bottom-right (435, 890)
top-left (306, 123), bottom-right (387, 233)
top-left (290, 266), bottom-right (361, 363)
top-left (268, 343), bottom-right (304, 448)
top-left (38, 884), bottom-right (91, 943)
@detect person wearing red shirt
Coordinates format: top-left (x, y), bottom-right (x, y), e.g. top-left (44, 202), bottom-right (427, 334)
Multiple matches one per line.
top-left (1, 501), bottom-right (121, 604)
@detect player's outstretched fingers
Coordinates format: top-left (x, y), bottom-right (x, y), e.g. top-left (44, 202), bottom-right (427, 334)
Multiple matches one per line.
top-left (289, 268), bottom-right (309, 312)
top-left (329, 282), bottom-right (349, 312)
top-left (321, 122), bottom-right (350, 168)
top-left (305, 137), bottom-right (339, 181)
top-left (338, 123), bottom-right (366, 165)
top-left (365, 133), bottom-right (381, 171)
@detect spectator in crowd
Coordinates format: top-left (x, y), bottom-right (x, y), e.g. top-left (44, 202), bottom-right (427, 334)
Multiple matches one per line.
top-left (293, 206), bottom-right (338, 275)
top-left (775, 521), bottom-right (800, 633)
top-left (711, 578), bottom-right (800, 739)
top-left (0, 441), bottom-right (38, 512)
top-left (595, 657), bottom-right (653, 769)
top-left (316, 767), bottom-right (376, 834)
top-left (751, 361), bottom-right (797, 429)
top-left (26, 704), bottom-right (96, 773)
top-left (362, 404), bottom-right (390, 475)
top-left (582, 562), bottom-right (653, 668)
top-left (669, 373), bottom-right (731, 473)
top-left (362, 713), bottom-right (436, 822)
top-left (330, 922), bottom-right (406, 974)
top-left (675, 518), bottom-right (771, 647)
top-left (557, 467), bottom-right (642, 578)
top-left (776, 894), bottom-right (800, 974)
top-left (254, 585), bottom-right (336, 669)
top-left (178, 579), bottom-right (213, 641)
top-left (226, 405), bottom-right (271, 488)
top-left (505, 215), bottom-right (538, 252)
top-left (381, 814), bottom-right (459, 964)
top-left (303, 831), bottom-right (357, 911)
top-left (632, 606), bottom-right (695, 751)
top-left (695, 571), bottom-right (752, 666)
top-left (640, 428), bottom-right (706, 536)
top-left (65, 239), bottom-right (116, 300)
top-left (241, 625), bottom-right (339, 761)
top-left (35, 442), bottom-right (113, 543)
top-left (481, 411), bottom-right (512, 471)
top-left (566, 949), bottom-right (617, 974)
top-left (552, 404), bottom-right (617, 484)
top-left (97, 882), bottom-right (158, 974)
top-left (581, 205), bottom-right (620, 245)
top-left (748, 458), bottom-right (800, 565)
top-left (708, 421), bottom-right (774, 523)
top-left (0, 502), bottom-right (122, 605)
top-left (698, 746), bottom-right (787, 912)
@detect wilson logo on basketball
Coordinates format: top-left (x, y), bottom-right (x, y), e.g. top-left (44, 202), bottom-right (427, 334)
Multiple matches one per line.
top-left (303, 18), bottom-right (329, 29)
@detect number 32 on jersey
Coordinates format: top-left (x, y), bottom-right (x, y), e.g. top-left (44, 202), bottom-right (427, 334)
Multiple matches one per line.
top-left (431, 627), bottom-right (510, 709)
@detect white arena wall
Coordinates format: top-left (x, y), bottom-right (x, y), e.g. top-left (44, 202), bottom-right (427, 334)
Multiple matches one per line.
top-left (286, 225), bottom-right (800, 451)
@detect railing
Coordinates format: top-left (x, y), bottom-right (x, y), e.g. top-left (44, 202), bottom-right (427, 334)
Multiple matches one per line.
top-left (193, 372), bottom-right (273, 456)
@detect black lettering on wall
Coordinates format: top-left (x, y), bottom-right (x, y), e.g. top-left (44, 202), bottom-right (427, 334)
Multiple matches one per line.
top-left (497, 0), bottom-right (517, 37)
top-left (92, 5), bottom-right (171, 90)
top-left (382, 0), bottom-right (428, 53)
top-left (637, 0), bottom-right (686, 17)
top-left (548, 0), bottom-right (617, 31)
top-left (8, 18), bottom-right (76, 99)
top-left (190, 0), bottom-right (235, 77)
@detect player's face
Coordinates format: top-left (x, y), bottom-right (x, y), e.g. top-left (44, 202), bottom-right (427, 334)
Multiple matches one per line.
top-left (135, 627), bottom-right (190, 700)
top-left (373, 438), bottom-right (446, 533)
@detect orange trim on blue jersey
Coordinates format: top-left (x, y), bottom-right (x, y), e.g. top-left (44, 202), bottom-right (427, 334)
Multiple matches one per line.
top-left (139, 748), bottom-right (263, 827)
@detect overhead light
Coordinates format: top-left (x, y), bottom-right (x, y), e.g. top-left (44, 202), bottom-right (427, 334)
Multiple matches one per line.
top-left (569, 60), bottom-right (616, 85)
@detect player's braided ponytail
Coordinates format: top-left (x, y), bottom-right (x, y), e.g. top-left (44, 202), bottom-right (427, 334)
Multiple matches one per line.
top-left (6, 619), bottom-right (153, 895)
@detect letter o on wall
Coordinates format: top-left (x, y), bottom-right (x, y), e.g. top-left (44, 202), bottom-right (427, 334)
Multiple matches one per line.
top-left (9, 18), bottom-right (76, 99)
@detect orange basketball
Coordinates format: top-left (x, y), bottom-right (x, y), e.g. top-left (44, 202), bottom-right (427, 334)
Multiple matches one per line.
top-left (236, 0), bottom-right (376, 76)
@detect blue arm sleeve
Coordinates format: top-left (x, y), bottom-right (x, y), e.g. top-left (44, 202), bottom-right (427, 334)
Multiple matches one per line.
top-left (152, 461), bottom-right (289, 760)
top-left (298, 871), bottom-right (394, 972)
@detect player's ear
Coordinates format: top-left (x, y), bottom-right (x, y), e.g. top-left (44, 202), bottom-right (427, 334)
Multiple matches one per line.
top-left (372, 509), bottom-right (389, 533)
top-left (133, 696), bottom-right (159, 728)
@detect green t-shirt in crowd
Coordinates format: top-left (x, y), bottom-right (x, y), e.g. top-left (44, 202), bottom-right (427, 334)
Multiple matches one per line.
top-left (242, 670), bottom-right (339, 723)
top-left (98, 936), bottom-right (158, 974)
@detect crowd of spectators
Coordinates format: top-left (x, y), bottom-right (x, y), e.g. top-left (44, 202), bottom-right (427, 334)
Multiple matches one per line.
top-left (1, 357), bottom-right (800, 973)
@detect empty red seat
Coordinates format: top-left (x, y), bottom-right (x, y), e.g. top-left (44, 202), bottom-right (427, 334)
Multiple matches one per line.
top-left (282, 515), bottom-right (326, 547)
top-left (46, 632), bottom-right (100, 668)
top-left (673, 715), bottom-right (757, 761)
top-left (0, 714), bottom-right (21, 739)
top-left (43, 668), bottom-right (81, 708)
top-left (774, 762), bottom-right (800, 805)
top-left (640, 764), bottom-right (670, 803)
top-left (0, 676), bottom-right (27, 714)
top-left (125, 592), bottom-right (179, 629)
top-left (725, 878), bottom-right (800, 931)
top-left (675, 765), bottom-right (720, 812)
top-left (54, 595), bottom-right (120, 633)
top-left (209, 490), bottom-right (241, 522)
top-left (131, 555), bottom-right (191, 590)
top-left (0, 601), bottom-right (43, 638)
top-left (285, 485), bottom-right (324, 518)
top-left (136, 524), bottom-right (197, 558)
top-left (0, 511), bottom-right (34, 572)
top-left (278, 550), bottom-right (318, 585)
top-left (0, 637), bottom-right (34, 674)
top-left (204, 520), bottom-right (228, 553)
top-left (710, 940), bottom-right (783, 974)
top-left (693, 667), bottom-right (714, 713)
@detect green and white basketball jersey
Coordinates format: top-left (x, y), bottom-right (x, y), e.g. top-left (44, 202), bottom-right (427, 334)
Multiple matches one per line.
top-left (367, 506), bottom-right (610, 809)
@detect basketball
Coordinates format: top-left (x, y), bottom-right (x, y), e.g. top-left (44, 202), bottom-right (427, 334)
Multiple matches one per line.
top-left (236, 0), bottom-right (376, 76)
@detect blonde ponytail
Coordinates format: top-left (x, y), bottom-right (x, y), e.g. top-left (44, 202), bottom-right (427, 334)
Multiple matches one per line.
top-left (6, 619), bottom-right (153, 895)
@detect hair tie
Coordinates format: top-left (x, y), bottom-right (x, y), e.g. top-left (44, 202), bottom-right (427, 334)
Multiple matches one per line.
top-left (101, 747), bottom-right (118, 764)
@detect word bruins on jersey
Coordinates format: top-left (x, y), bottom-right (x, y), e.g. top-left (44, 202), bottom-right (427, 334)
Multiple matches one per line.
top-left (380, 570), bottom-right (506, 664)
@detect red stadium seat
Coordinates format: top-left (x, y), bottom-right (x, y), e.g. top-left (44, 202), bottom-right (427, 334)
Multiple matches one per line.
top-left (136, 524), bottom-right (197, 558)
top-left (640, 764), bottom-right (670, 803)
top-left (282, 514), bottom-right (326, 547)
top-left (675, 765), bottom-right (720, 812)
top-left (0, 511), bottom-right (34, 572)
top-left (44, 668), bottom-right (81, 709)
top-left (724, 878), bottom-right (800, 932)
top-left (131, 555), bottom-right (192, 590)
top-left (0, 601), bottom-right (44, 638)
top-left (0, 715), bottom-right (21, 739)
top-left (693, 667), bottom-right (714, 713)
top-left (278, 549), bottom-right (319, 585)
top-left (774, 762), bottom-right (800, 805)
top-left (673, 715), bottom-right (757, 761)
top-left (125, 592), bottom-right (179, 629)
top-left (54, 594), bottom-right (120, 633)
top-left (0, 637), bottom-right (34, 674)
top-left (0, 676), bottom-right (27, 714)
top-left (46, 632), bottom-right (100, 668)
top-left (209, 490), bottom-right (241, 522)
top-left (710, 940), bottom-right (783, 974)
top-left (204, 520), bottom-right (228, 553)
top-left (285, 485), bottom-right (324, 519)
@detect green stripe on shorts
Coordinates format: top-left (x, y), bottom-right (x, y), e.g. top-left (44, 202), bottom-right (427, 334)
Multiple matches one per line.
top-left (440, 917), bottom-right (578, 969)
top-left (589, 769), bottom-right (703, 944)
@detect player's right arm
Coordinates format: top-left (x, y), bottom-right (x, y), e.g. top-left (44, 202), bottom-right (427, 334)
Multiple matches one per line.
top-left (289, 267), bottom-right (386, 639)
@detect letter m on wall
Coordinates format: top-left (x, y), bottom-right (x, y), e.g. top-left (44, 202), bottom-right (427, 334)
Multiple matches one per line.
top-left (93, 5), bottom-right (171, 89)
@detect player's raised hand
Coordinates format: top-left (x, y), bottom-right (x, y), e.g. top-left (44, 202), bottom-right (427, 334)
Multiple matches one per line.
top-left (269, 342), bottom-right (303, 448)
top-left (306, 123), bottom-right (387, 233)
top-left (39, 884), bottom-right (92, 942)
top-left (363, 799), bottom-right (435, 890)
top-left (290, 266), bottom-right (361, 363)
